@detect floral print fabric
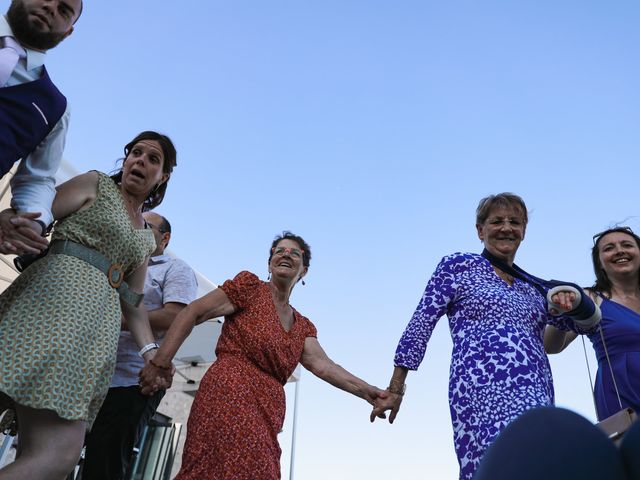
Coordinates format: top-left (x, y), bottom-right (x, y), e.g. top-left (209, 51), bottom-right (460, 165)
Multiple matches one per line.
top-left (176, 271), bottom-right (317, 480)
top-left (395, 253), bottom-right (571, 480)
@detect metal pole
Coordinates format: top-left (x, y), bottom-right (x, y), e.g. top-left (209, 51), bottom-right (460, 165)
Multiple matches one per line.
top-left (289, 377), bottom-right (300, 480)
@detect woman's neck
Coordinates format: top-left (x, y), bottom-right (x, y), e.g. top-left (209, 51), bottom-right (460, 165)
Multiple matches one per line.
top-left (120, 186), bottom-right (145, 217)
top-left (609, 281), bottom-right (640, 300)
top-left (269, 278), bottom-right (293, 305)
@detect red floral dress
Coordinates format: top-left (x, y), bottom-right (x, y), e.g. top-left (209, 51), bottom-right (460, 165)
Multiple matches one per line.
top-left (176, 271), bottom-right (317, 480)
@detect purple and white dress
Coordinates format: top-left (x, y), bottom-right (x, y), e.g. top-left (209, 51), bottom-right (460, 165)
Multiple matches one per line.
top-left (395, 253), bottom-right (573, 480)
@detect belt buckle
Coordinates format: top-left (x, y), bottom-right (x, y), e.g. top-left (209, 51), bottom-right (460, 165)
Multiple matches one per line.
top-left (107, 263), bottom-right (124, 288)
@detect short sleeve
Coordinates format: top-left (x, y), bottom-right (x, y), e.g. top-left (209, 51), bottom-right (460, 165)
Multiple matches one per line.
top-left (219, 270), bottom-right (262, 310)
top-left (304, 317), bottom-right (318, 339)
top-left (162, 259), bottom-right (198, 305)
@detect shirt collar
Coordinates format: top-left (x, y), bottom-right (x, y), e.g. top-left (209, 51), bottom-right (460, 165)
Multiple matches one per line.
top-left (1, 15), bottom-right (47, 71)
top-left (149, 254), bottom-right (171, 265)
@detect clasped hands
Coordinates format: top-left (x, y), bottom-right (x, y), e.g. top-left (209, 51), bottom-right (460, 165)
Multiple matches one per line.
top-left (0, 208), bottom-right (48, 255)
top-left (368, 387), bottom-right (403, 424)
top-left (138, 357), bottom-right (175, 395)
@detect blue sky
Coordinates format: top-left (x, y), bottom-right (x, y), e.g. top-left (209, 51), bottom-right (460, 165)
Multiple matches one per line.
top-left (24, 1), bottom-right (640, 478)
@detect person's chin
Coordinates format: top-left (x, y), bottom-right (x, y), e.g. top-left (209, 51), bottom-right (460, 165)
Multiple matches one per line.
top-left (490, 246), bottom-right (517, 260)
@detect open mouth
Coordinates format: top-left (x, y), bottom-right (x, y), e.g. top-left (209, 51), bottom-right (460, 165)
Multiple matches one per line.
top-left (613, 257), bottom-right (631, 264)
top-left (130, 169), bottom-right (145, 180)
top-left (278, 262), bottom-right (292, 268)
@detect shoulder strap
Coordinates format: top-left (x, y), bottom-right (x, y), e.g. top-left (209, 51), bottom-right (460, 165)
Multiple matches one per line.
top-left (481, 248), bottom-right (547, 298)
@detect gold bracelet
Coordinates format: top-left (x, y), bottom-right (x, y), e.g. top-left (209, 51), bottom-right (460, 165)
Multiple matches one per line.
top-left (149, 358), bottom-right (172, 371)
top-left (388, 382), bottom-right (406, 396)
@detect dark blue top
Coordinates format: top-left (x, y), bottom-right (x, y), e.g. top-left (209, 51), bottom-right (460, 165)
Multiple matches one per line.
top-left (0, 66), bottom-right (66, 175)
top-left (588, 296), bottom-right (640, 419)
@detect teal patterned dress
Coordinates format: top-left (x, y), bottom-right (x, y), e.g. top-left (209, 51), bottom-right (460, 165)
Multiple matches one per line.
top-left (0, 172), bottom-right (155, 426)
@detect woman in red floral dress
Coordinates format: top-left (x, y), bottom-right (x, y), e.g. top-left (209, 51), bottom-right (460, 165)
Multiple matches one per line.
top-left (140, 232), bottom-right (386, 479)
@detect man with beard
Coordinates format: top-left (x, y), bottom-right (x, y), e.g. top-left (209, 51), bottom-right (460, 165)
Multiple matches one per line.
top-left (0, 0), bottom-right (82, 255)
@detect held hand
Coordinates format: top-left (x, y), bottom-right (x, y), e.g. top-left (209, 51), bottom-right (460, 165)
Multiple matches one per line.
top-left (139, 358), bottom-right (174, 395)
top-left (0, 209), bottom-right (48, 255)
top-left (370, 390), bottom-right (403, 424)
top-left (362, 385), bottom-right (389, 407)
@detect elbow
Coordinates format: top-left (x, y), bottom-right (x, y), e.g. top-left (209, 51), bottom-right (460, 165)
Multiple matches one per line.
top-left (543, 339), bottom-right (566, 354)
top-left (174, 304), bottom-right (199, 332)
top-left (304, 359), bottom-right (330, 380)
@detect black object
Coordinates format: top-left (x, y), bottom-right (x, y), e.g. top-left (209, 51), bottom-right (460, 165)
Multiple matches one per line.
top-left (13, 249), bottom-right (48, 272)
top-left (474, 406), bottom-right (638, 480)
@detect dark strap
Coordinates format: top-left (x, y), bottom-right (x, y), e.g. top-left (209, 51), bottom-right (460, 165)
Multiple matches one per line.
top-left (49, 239), bottom-right (143, 306)
top-left (481, 248), bottom-right (547, 297)
top-left (480, 248), bottom-right (597, 322)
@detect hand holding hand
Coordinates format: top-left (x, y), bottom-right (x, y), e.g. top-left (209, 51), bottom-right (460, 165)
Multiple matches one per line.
top-left (370, 390), bottom-right (403, 424)
top-left (362, 385), bottom-right (389, 407)
top-left (139, 357), bottom-right (174, 395)
top-left (0, 209), bottom-right (48, 255)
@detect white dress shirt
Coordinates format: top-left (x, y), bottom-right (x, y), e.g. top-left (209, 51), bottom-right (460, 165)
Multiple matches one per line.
top-left (1, 15), bottom-right (70, 227)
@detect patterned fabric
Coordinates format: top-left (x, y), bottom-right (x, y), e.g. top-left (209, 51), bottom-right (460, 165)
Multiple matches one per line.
top-left (589, 297), bottom-right (640, 419)
top-left (395, 253), bottom-right (572, 480)
top-left (176, 271), bottom-right (317, 480)
top-left (0, 172), bottom-right (154, 427)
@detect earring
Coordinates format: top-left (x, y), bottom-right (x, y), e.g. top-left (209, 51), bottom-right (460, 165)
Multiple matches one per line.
top-left (301, 278), bottom-right (306, 286)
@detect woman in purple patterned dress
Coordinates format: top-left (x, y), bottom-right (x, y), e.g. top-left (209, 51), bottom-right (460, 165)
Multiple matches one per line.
top-left (371, 193), bottom-right (578, 480)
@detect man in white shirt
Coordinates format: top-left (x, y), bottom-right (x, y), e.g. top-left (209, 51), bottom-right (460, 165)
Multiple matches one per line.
top-left (82, 212), bottom-right (198, 480)
top-left (0, 0), bottom-right (82, 255)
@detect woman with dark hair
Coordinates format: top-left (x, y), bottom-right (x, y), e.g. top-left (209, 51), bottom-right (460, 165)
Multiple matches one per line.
top-left (0, 130), bottom-right (176, 480)
top-left (139, 231), bottom-right (386, 480)
top-left (545, 226), bottom-right (640, 420)
top-left (371, 193), bottom-right (588, 480)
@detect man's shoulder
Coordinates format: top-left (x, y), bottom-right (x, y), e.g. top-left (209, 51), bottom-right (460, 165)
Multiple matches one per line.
top-left (155, 255), bottom-right (196, 280)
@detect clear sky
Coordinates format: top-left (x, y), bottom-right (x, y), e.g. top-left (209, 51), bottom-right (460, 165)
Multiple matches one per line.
top-left (19, 1), bottom-right (640, 478)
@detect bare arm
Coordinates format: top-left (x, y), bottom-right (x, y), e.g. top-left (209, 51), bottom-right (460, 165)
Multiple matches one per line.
top-left (51, 171), bottom-right (99, 221)
top-left (139, 287), bottom-right (236, 393)
top-left (300, 337), bottom-right (386, 406)
top-left (120, 259), bottom-right (156, 352)
top-left (543, 326), bottom-right (578, 353)
top-left (148, 302), bottom-right (187, 333)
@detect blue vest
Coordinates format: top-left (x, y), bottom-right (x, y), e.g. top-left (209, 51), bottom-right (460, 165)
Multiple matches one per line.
top-left (0, 66), bottom-right (67, 176)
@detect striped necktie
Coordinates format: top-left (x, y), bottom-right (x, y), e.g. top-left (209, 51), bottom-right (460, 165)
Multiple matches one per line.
top-left (0, 36), bottom-right (24, 87)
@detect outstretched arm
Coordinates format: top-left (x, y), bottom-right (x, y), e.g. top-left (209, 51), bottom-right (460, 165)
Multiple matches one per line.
top-left (139, 287), bottom-right (236, 394)
top-left (300, 337), bottom-right (387, 406)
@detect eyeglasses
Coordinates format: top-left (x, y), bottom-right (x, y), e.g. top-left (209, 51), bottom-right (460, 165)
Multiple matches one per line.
top-left (592, 226), bottom-right (635, 246)
top-left (272, 246), bottom-right (304, 259)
